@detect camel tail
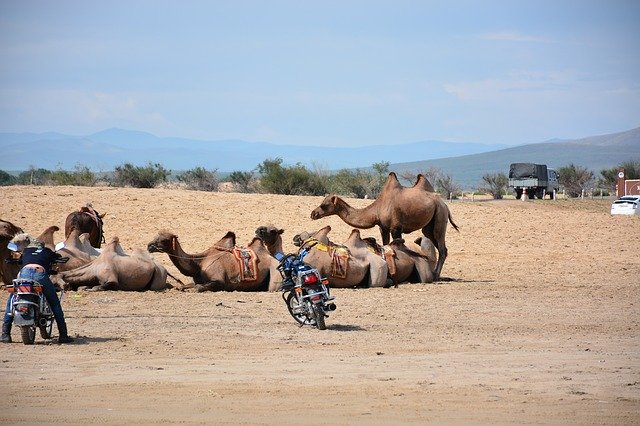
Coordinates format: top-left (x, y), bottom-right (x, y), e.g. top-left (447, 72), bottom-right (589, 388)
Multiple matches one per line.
top-left (448, 211), bottom-right (460, 232)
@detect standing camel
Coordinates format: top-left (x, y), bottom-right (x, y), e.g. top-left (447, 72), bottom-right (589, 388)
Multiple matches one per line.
top-left (147, 231), bottom-right (281, 292)
top-left (310, 172), bottom-right (459, 280)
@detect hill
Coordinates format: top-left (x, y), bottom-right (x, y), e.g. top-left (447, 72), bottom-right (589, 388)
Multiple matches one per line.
top-left (0, 128), bottom-right (507, 173)
top-left (1, 126), bottom-right (638, 189)
top-left (389, 127), bottom-right (640, 189)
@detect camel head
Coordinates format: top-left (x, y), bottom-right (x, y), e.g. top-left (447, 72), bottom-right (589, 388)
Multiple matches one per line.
top-left (293, 225), bottom-right (331, 247)
top-left (147, 231), bottom-right (178, 253)
top-left (255, 225), bottom-right (283, 246)
top-left (310, 195), bottom-right (340, 220)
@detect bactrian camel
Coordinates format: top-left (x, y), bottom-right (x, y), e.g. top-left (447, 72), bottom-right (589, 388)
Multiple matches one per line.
top-left (281, 225), bottom-right (389, 288)
top-left (64, 203), bottom-right (105, 248)
top-left (310, 172), bottom-right (459, 280)
top-left (0, 219), bottom-right (23, 285)
top-left (147, 230), bottom-right (281, 292)
top-left (61, 237), bottom-right (168, 291)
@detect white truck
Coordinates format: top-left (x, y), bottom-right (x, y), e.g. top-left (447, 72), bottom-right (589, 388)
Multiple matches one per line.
top-left (508, 163), bottom-right (559, 199)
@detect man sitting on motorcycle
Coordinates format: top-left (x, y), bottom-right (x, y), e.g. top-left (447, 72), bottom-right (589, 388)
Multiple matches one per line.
top-left (1, 238), bottom-right (74, 344)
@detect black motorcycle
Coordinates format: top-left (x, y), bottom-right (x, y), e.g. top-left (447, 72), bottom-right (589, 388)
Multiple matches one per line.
top-left (4, 257), bottom-right (68, 344)
top-left (277, 246), bottom-right (336, 330)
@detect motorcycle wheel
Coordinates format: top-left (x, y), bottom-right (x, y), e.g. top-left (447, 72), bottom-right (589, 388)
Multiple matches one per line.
top-left (312, 303), bottom-right (326, 330)
top-left (39, 319), bottom-right (53, 339)
top-left (286, 292), bottom-right (315, 326)
top-left (21, 326), bottom-right (36, 345)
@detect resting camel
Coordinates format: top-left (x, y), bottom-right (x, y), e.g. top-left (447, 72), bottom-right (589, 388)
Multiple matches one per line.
top-left (0, 219), bottom-right (23, 285)
top-left (64, 203), bottom-right (105, 248)
top-left (147, 231), bottom-right (281, 292)
top-left (286, 225), bottom-right (389, 288)
top-left (362, 237), bottom-right (434, 286)
top-left (310, 172), bottom-right (459, 280)
top-left (56, 229), bottom-right (101, 271)
top-left (61, 237), bottom-right (168, 291)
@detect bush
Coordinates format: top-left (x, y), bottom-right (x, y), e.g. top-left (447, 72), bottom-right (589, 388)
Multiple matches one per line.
top-left (49, 165), bottom-right (97, 186)
top-left (112, 162), bottom-right (170, 188)
top-left (0, 170), bottom-right (16, 186)
top-left (599, 160), bottom-right (640, 191)
top-left (228, 171), bottom-right (257, 193)
top-left (177, 167), bottom-right (219, 191)
top-left (480, 172), bottom-right (508, 199)
top-left (558, 163), bottom-right (594, 197)
top-left (257, 158), bottom-right (327, 195)
top-left (16, 167), bottom-right (52, 185)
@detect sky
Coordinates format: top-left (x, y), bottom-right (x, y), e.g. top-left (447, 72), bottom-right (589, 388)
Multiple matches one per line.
top-left (0, 1), bottom-right (639, 147)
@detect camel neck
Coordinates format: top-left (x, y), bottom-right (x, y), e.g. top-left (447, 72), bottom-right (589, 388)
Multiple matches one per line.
top-left (336, 199), bottom-right (379, 229)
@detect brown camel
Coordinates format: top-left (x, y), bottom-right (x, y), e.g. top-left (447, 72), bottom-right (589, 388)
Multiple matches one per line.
top-left (56, 229), bottom-right (101, 271)
top-left (147, 231), bottom-right (281, 292)
top-left (61, 237), bottom-right (168, 291)
top-left (255, 225), bottom-right (284, 256)
top-left (362, 236), bottom-right (434, 286)
top-left (287, 225), bottom-right (389, 288)
top-left (64, 203), bottom-right (105, 248)
top-left (0, 219), bottom-right (23, 285)
top-left (310, 172), bottom-right (459, 280)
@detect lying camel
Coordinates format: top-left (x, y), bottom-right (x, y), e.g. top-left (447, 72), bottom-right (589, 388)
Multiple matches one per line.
top-left (61, 237), bottom-right (168, 291)
top-left (362, 237), bottom-right (434, 286)
top-left (310, 172), bottom-right (459, 280)
top-left (289, 225), bottom-right (389, 288)
top-left (147, 231), bottom-right (281, 292)
top-left (0, 219), bottom-right (23, 285)
top-left (56, 229), bottom-right (101, 271)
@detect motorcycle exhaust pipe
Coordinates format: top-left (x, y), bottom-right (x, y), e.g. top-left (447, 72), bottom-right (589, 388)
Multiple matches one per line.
top-left (325, 303), bottom-right (337, 311)
top-left (38, 317), bottom-right (47, 327)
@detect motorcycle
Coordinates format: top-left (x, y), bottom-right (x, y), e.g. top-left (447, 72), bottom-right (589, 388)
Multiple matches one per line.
top-left (277, 245), bottom-right (336, 330)
top-left (4, 257), bottom-right (68, 344)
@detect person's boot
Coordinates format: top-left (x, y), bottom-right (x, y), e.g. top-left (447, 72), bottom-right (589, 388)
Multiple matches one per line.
top-left (56, 322), bottom-right (74, 344)
top-left (1, 322), bottom-right (12, 343)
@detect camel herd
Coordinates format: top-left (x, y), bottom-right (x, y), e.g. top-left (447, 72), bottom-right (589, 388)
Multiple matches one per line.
top-left (0, 173), bottom-right (458, 292)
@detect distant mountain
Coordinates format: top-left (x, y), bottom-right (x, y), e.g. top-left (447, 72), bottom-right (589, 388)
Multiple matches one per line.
top-left (0, 128), bottom-right (508, 172)
top-left (389, 127), bottom-right (640, 189)
top-left (1, 127), bottom-right (638, 189)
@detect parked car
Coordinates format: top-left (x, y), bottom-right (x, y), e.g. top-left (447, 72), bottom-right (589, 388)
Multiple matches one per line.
top-left (611, 195), bottom-right (640, 216)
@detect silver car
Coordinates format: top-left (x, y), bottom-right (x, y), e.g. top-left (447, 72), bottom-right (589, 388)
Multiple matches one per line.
top-left (611, 195), bottom-right (640, 216)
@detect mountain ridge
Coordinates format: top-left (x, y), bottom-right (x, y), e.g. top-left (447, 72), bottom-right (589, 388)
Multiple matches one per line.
top-left (1, 126), bottom-right (639, 189)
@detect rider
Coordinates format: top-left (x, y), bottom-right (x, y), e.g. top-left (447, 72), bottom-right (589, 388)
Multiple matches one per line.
top-left (1, 238), bottom-right (74, 344)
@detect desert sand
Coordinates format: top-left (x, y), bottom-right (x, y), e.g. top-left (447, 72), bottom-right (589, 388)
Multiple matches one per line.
top-left (0, 185), bottom-right (638, 425)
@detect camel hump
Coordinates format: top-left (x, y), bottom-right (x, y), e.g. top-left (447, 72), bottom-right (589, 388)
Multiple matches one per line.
top-left (381, 172), bottom-right (403, 192)
top-left (414, 174), bottom-right (436, 192)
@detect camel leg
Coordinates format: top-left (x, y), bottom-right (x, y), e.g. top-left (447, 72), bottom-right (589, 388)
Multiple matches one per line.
top-left (379, 227), bottom-right (392, 245)
top-left (422, 210), bottom-right (449, 281)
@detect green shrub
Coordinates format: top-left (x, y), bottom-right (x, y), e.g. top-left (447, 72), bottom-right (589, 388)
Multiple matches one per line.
top-left (0, 170), bottom-right (17, 186)
top-left (257, 158), bottom-right (327, 195)
top-left (177, 167), bottom-right (219, 191)
top-left (112, 162), bottom-right (170, 188)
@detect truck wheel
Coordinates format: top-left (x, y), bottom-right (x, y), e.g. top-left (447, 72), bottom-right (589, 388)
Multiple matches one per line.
top-left (536, 189), bottom-right (545, 199)
top-left (515, 189), bottom-right (522, 199)
top-left (528, 191), bottom-right (535, 199)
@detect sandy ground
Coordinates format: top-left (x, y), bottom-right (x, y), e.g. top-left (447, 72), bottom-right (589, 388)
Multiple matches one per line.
top-left (0, 185), bottom-right (638, 425)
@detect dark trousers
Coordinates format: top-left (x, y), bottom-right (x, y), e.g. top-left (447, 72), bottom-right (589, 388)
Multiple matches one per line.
top-left (3, 267), bottom-right (68, 335)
